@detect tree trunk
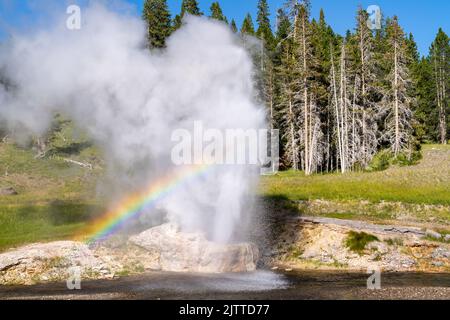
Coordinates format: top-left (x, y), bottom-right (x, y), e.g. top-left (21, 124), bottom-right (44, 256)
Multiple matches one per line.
top-left (331, 49), bottom-right (343, 173)
top-left (289, 98), bottom-right (298, 170)
top-left (302, 17), bottom-right (310, 175)
top-left (394, 40), bottom-right (400, 156)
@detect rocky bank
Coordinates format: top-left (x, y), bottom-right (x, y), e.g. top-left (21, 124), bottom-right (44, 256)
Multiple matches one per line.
top-left (260, 216), bottom-right (450, 272)
top-left (0, 224), bottom-right (259, 285)
top-left (0, 217), bottom-right (449, 285)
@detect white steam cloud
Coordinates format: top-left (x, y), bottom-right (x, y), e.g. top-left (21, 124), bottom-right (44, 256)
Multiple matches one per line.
top-left (0, 3), bottom-right (265, 243)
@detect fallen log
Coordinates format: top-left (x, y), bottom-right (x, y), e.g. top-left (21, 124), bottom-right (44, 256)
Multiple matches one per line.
top-left (62, 158), bottom-right (93, 170)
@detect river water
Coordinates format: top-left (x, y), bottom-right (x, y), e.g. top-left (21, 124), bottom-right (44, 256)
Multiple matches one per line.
top-left (1, 270), bottom-right (449, 300)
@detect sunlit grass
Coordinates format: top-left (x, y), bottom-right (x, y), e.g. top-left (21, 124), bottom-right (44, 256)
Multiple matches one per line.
top-left (260, 144), bottom-right (450, 205)
top-left (0, 143), bottom-right (103, 251)
top-left (0, 143), bottom-right (449, 252)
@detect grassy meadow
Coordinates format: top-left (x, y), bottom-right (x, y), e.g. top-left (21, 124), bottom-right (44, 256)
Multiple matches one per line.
top-left (0, 142), bottom-right (449, 251)
top-left (260, 145), bottom-right (450, 205)
top-left (0, 143), bottom-right (103, 250)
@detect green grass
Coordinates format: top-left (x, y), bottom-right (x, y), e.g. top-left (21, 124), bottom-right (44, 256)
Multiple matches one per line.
top-left (0, 142), bottom-right (103, 251)
top-left (0, 142), bottom-right (449, 252)
top-left (260, 145), bottom-right (450, 205)
top-left (344, 231), bottom-right (379, 254)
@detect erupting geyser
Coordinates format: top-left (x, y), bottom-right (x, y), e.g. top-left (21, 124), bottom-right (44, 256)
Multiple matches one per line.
top-left (0, 2), bottom-right (265, 272)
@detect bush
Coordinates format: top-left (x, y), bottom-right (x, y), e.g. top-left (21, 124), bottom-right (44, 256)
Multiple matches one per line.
top-left (367, 144), bottom-right (423, 171)
top-left (345, 231), bottom-right (379, 253)
top-left (392, 150), bottom-right (423, 166)
top-left (392, 142), bottom-right (423, 166)
top-left (367, 149), bottom-right (392, 172)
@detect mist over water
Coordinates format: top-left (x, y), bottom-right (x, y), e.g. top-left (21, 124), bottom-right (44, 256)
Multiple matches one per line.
top-left (0, 3), bottom-right (265, 243)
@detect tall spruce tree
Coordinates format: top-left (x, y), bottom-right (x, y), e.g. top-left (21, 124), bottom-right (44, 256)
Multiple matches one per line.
top-left (173, 0), bottom-right (203, 30)
top-left (256, 0), bottom-right (275, 49)
top-left (414, 57), bottom-right (435, 142)
top-left (142, 0), bottom-right (172, 48)
top-left (277, 0), bottom-right (323, 173)
top-left (429, 28), bottom-right (449, 144)
top-left (310, 9), bottom-right (336, 172)
top-left (275, 5), bottom-right (299, 170)
top-left (172, 15), bottom-right (182, 31)
top-left (181, 0), bottom-right (202, 16)
top-left (230, 19), bottom-right (238, 33)
top-left (278, 37), bottom-right (300, 170)
top-left (241, 13), bottom-right (255, 36)
top-left (275, 8), bottom-right (291, 43)
top-left (294, 1), bottom-right (321, 174)
top-left (210, 2), bottom-right (228, 24)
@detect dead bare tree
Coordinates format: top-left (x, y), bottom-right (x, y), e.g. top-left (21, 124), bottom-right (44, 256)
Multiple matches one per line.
top-left (382, 17), bottom-right (413, 156)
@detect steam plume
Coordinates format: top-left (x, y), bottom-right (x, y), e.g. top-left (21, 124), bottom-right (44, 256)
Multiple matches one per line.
top-left (0, 3), bottom-right (265, 243)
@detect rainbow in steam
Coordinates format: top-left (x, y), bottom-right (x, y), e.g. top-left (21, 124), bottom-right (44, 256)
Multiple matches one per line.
top-left (78, 164), bottom-right (212, 244)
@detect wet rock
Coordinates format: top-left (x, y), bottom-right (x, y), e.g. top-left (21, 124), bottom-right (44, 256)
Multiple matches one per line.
top-left (0, 187), bottom-right (18, 196)
top-left (129, 223), bottom-right (259, 273)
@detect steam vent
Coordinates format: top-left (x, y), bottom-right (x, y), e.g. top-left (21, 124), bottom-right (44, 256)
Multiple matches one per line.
top-left (129, 224), bottom-right (259, 273)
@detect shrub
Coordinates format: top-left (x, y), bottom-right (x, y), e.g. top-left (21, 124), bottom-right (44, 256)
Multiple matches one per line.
top-left (367, 149), bottom-right (392, 172)
top-left (367, 145), bottom-right (423, 171)
top-left (345, 231), bottom-right (379, 253)
top-left (392, 150), bottom-right (423, 166)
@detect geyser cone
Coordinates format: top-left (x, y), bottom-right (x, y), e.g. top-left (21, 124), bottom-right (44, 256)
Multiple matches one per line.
top-left (130, 223), bottom-right (260, 273)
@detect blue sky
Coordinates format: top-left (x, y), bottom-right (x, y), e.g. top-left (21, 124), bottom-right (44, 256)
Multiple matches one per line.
top-left (1, 0), bottom-right (449, 56)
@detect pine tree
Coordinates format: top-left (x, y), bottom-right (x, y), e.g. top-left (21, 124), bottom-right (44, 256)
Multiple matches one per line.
top-left (181, 0), bottom-right (202, 16)
top-left (172, 15), bottom-right (182, 31)
top-left (278, 39), bottom-right (300, 170)
top-left (142, 0), bottom-right (172, 49)
top-left (414, 57), bottom-right (435, 142)
top-left (276, 0), bottom-right (323, 174)
top-left (173, 0), bottom-right (203, 30)
top-left (310, 9), bottom-right (336, 172)
top-left (230, 19), bottom-right (238, 33)
top-left (382, 16), bottom-right (414, 156)
top-left (429, 28), bottom-right (449, 144)
top-left (256, 0), bottom-right (275, 49)
top-left (294, 1), bottom-right (318, 175)
top-left (405, 33), bottom-right (426, 146)
top-left (240, 13), bottom-right (255, 36)
top-left (275, 6), bottom-right (299, 170)
top-left (275, 8), bottom-right (291, 43)
top-left (210, 2), bottom-right (228, 24)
